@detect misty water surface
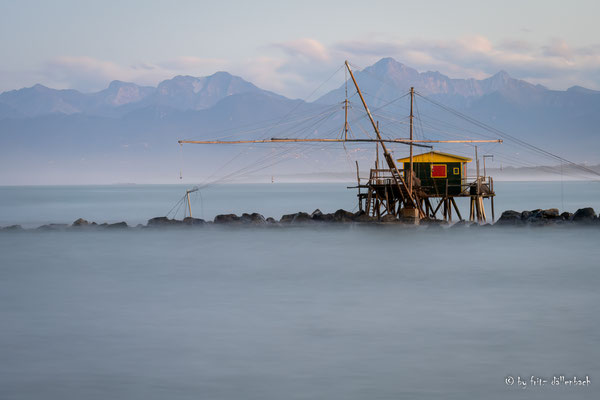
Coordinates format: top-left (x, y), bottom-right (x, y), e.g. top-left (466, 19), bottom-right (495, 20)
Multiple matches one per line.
top-left (0, 184), bottom-right (599, 399)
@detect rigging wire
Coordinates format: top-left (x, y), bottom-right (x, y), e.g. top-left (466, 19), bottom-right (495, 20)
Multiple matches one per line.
top-left (188, 66), bottom-right (346, 189)
top-left (416, 92), bottom-right (600, 179)
top-left (179, 60), bottom-right (600, 191)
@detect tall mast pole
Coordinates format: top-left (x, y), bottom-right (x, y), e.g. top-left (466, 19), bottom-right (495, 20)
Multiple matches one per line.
top-left (409, 87), bottom-right (414, 194)
top-left (344, 68), bottom-right (349, 141)
top-left (344, 60), bottom-right (418, 210)
top-left (344, 98), bottom-right (348, 141)
top-left (376, 121), bottom-right (379, 169)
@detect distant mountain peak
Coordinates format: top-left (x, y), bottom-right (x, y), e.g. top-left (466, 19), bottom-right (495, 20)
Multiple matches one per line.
top-left (211, 71), bottom-right (233, 78)
top-left (98, 81), bottom-right (154, 107)
top-left (107, 80), bottom-right (135, 90)
top-left (168, 75), bottom-right (199, 82)
top-left (316, 57), bottom-right (554, 105)
top-left (373, 57), bottom-right (402, 68)
top-left (369, 57), bottom-right (417, 75)
top-left (494, 70), bottom-right (511, 78)
top-left (31, 83), bottom-right (50, 92)
top-left (567, 85), bottom-right (600, 95)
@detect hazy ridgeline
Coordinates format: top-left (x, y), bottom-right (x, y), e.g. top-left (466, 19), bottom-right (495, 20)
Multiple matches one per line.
top-left (1, 183), bottom-right (599, 399)
top-left (2, 58), bottom-right (600, 186)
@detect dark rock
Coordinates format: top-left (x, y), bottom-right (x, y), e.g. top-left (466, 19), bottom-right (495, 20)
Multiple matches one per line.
top-left (541, 208), bottom-right (559, 218)
top-left (292, 212), bottom-right (312, 224)
top-left (183, 217), bottom-right (206, 226)
top-left (2, 224), bottom-right (23, 231)
top-left (523, 209), bottom-right (560, 225)
top-left (240, 213), bottom-right (266, 224)
top-left (147, 217), bottom-right (183, 226)
top-left (572, 207), bottom-right (596, 223)
top-left (380, 214), bottom-right (398, 223)
top-left (450, 220), bottom-right (473, 229)
top-left (310, 209), bottom-right (323, 219)
top-left (280, 212), bottom-right (311, 224)
top-left (353, 214), bottom-right (377, 223)
top-left (333, 209), bottom-right (355, 223)
top-left (106, 221), bottom-right (128, 229)
top-left (214, 214), bottom-right (241, 224)
top-left (266, 217), bottom-right (276, 223)
top-left (37, 224), bottom-right (68, 231)
top-left (72, 218), bottom-right (90, 227)
top-left (560, 212), bottom-right (573, 221)
top-left (279, 213), bottom-right (296, 223)
top-left (495, 210), bottom-right (523, 225)
top-left (352, 211), bottom-right (377, 223)
top-left (311, 209), bottom-right (334, 222)
top-left (522, 209), bottom-right (544, 222)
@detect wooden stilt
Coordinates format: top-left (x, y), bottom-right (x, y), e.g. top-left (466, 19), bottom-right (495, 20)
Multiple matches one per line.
top-left (385, 188), bottom-right (391, 214)
top-left (479, 197), bottom-right (486, 222)
top-left (469, 197), bottom-right (475, 221)
top-left (451, 197), bottom-right (463, 221)
top-left (425, 198), bottom-right (432, 218)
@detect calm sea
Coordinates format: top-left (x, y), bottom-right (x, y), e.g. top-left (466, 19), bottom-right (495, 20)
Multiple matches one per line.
top-left (1, 182), bottom-right (599, 400)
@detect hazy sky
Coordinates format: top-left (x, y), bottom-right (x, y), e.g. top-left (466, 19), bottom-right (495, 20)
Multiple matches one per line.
top-left (1, 0), bottom-right (599, 97)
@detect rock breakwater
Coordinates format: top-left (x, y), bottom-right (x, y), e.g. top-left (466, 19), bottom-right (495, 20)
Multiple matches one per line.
top-left (2, 208), bottom-right (599, 231)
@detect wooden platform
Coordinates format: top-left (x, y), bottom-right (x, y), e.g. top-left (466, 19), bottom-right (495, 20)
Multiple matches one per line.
top-left (353, 168), bottom-right (495, 223)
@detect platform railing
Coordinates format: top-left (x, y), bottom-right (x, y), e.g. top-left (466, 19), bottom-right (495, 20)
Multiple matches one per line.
top-left (368, 168), bottom-right (406, 185)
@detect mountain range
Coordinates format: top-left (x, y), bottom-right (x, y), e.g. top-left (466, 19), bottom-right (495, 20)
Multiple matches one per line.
top-left (1, 57), bottom-right (599, 184)
top-left (0, 71), bottom-right (285, 118)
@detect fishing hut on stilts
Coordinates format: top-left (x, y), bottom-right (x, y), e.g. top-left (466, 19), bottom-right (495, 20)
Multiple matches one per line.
top-left (179, 61), bottom-right (502, 224)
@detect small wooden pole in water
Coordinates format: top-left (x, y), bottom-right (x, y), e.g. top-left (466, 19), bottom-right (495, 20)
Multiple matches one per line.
top-left (355, 161), bottom-right (362, 212)
top-left (491, 178), bottom-right (495, 222)
top-left (186, 191), bottom-right (192, 218)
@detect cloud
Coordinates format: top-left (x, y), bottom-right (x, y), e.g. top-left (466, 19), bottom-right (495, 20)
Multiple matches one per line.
top-left (156, 57), bottom-right (227, 71)
top-left (45, 57), bottom-right (132, 91)
top-left (273, 38), bottom-right (330, 62)
top-left (231, 39), bottom-right (344, 99)
top-left (232, 56), bottom-right (297, 94)
top-left (542, 39), bottom-right (573, 59)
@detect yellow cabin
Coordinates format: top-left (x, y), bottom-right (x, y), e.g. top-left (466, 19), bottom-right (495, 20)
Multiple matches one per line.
top-left (397, 151), bottom-right (472, 196)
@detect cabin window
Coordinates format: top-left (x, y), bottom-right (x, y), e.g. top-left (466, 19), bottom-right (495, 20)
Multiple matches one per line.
top-left (431, 164), bottom-right (447, 178)
top-left (453, 167), bottom-right (460, 175)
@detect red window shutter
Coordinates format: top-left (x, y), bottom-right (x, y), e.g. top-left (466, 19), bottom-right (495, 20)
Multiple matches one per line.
top-left (431, 164), bottom-right (447, 178)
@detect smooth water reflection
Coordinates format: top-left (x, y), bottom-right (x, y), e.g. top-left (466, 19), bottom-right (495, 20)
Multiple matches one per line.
top-left (1, 226), bottom-right (598, 399)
